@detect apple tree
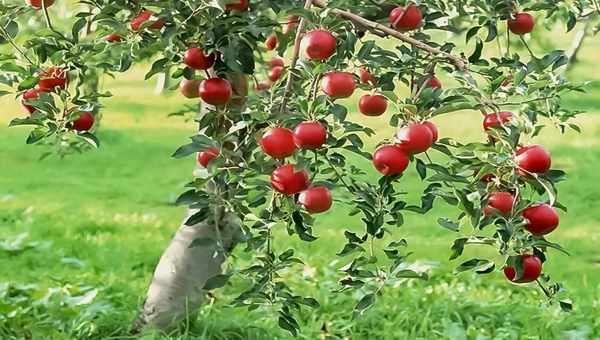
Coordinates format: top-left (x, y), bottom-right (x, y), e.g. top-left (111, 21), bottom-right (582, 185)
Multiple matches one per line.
top-left (1, 0), bottom-right (597, 334)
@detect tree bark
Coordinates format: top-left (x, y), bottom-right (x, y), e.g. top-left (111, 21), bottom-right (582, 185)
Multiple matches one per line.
top-left (566, 23), bottom-right (589, 69)
top-left (133, 73), bottom-right (248, 332)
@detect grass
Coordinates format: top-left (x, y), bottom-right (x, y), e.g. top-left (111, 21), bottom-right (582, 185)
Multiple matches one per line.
top-left (2, 35), bottom-right (600, 340)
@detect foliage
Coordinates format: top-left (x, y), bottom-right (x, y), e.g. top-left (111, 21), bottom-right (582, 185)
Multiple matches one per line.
top-left (2, 0), bottom-right (599, 335)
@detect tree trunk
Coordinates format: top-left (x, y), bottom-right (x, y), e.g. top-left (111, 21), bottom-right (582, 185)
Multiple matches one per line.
top-left (133, 73), bottom-right (248, 332)
top-left (566, 23), bottom-right (589, 69)
top-left (132, 207), bottom-right (237, 331)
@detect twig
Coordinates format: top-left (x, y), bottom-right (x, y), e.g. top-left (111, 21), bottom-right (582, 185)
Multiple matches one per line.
top-left (42, 0), bottom-right (55, 32)
top-left (279, 0), bottom-right (313, 112)
top-left (0, 25), bottom-right (35, 65)
top-left (311, 0), bottom-right (467, 71)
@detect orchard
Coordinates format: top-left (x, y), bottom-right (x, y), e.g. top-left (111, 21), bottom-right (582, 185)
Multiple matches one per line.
top-left (1, 0), bottom-right (600, 338)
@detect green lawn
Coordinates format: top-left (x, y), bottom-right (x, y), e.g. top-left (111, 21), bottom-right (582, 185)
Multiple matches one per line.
top-left (2, 44), bottom-right (600, 339)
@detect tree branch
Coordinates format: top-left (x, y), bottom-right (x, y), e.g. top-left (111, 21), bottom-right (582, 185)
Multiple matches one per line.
top-left (311, 0), bottom-right (467, 71)
top-left (279, 0), bottom-right (313, 113)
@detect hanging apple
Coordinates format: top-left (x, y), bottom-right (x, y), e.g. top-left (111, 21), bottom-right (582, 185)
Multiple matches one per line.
top-left (504, 255), bottom-right (542, 283)
top-left (183, 47), bottom-right (216, 70)
top-left (508, 13), bottom-right (535, 35)
top-left (293, 121), bottom-right (327, 150)
top-left (389, 5), bottom-right (423, 32)
top-left (516, 145), bottom-right (551, 174)
top-left (484, 192), bottom-right (515, 216)
top-left (199, 78), bottom-right (232, 106)
top-left (271, 164), bottom-right (310, 195)
top-left (321, 72), bottom-right (356, 99)
top-left (179, 79), bottom-right (201, 99)
top-left (197, 148), bottom-right (220, 168)
top-left (372, 145), bottom-right (410, 176)
top-left (359, 95), bottom-right (387, 116)
top-left (260, 127), bottom-right (296, 159)
top-left (301, 29), bottom-right (337, 61)
top-left (522, 204), bottom-right (559, 235)
top-left (396, 123), bottom-right (435, 154)
top-left (299, 187), bottom-right (333, 214)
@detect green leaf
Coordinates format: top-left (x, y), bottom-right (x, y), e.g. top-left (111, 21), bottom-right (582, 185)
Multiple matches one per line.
top-left (203, 274), bottom-right (231, 290)
top-left (353, 293), bottom-right (375, 318)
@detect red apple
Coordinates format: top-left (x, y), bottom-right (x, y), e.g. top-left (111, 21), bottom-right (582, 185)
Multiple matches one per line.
top-left (389, 5), bottom-right (422, 32)
top-left (183, 47), bottom-right (216, 70)
top-left (70, 111), bottom-right (95, 132)
top-left (104, 34), bottom-right (123, 42)
top-left (301, 29), bottom-right (337, 61)
top-left (225, 0), bottom-right (249, 12)
top-left (359, 95), bottom-right (387, 116)
top-left (422, 121), bottom-right (438, 143)
top-left (415, 76), bottom-right (442, 90)
top-left (197, 147), bottom-right (219, 168)
top-left (396, 123), bottom-right (434, 154)
top-left (299, 187), bottom-right (332, 214)
top-left (21, 88), bottom-right (41, 114)
top-left (199, 78), bottom-right (232, 106)
top-left (268, 57), bottom-right (285, 68)
top-left (271, 164), bottom-right (310, 195)
top-left (508, 13), bottom-right (535, 35)
top-left (130, 10), bottom-right (165, 31)
top-left (372, 145), bottom-right (410, 176)
top-left (38, 67), bottom-right (68, 92)
top-left (293, 121), bottom-right (327, 150)
top-left (483, 111), bottom-right (514, 131)
top-left (516, 145), bottom-right (551, 174)
top-left (522, 204), bottom-right (559, 235)
top-left (26, 0), bottom-right (55, 8)
top-left (359, 68), bottom-right (376, 85)
top-left (484, 192), bottom-right (515, 216)
top-left (179, 79), bottom-right (201, 98)
top-left (265, 34), bottom-right (278, 50)
top-left (504, 255), bottom-right (542, 283)
top-left (321, 72), bottom-right (355, 99)
top-left (283, 16), bottom-right (299, 35)
top-left (260, 127), bottom-right (296, 159)
top-left (268, 66), bottom-right (283, 82)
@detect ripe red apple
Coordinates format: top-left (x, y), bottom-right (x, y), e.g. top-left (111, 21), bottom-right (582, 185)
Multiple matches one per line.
top-left (418, 76), bottom-right (442, 90)
top-left (522, 204), bottom-right (559, 235)
top-left (104, 34), bottom-right (123, 42)
top-left (321, 72), bottom-right (355, 99)
top-left (199, 78), bottom-right (232, 106)
top-left (299, 187), bottom-right (332, 214)
top-left (389, 5), bottom-right (422, 32)
top-left (265, 34), bottom-right (278, 50)
top-left (293, 121), bottom-right (327, 150)
top-left (130, 10), bottom-right (164, 31)
top-left (283, 16), bottom-right (299, 35)
top-left (260, 127), bottom-right (296, 159)
top-left (359, 68), bottom-right (376, 85)
top-left (301, 29), bottom-right (337, 61)
top-left (21, 88), bottom-right (41, 114)
top-left (372, 145), bottom-right (410, 176)
top-left (268, 57), bottom-right (285, 68)
top-left (197, 147), bottom-right (219, 168)
top-left (271, 164), bottom-right (310, 195)
top-left (26, 0), bottom-right (55, 8)
top-left (484, 192), bottom-right (515, 216)
top-left (516, 145), bottom-right (551, 174)
top-left (183, 47), bottom-right (216, 70)
top-left (359, 95), bottom-right (387, 116)
top-left (37, 67), bottom-right (68, 92)
top-left (179, 79), bottom-right (201, 98)
top-left (268, 66), bottom-right (283, 82)
top-left (422, 121), bottom-right (438, 143)
top-left (504, 255), bottom-right (542, 283)
top-left (70, 111), bottom-right (95, 131)
top-left (508, 13), bottom-right (535, 35)
top-left (225, 0), bottom-right (249, 12)
top-left (483, 111), bottom-right (514, 130)
top-left (396, 123), bottom-right (434, 154)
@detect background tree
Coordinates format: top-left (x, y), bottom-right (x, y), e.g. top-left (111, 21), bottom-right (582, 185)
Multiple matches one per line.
top-left (1, 0), bottom-right (597, 335)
